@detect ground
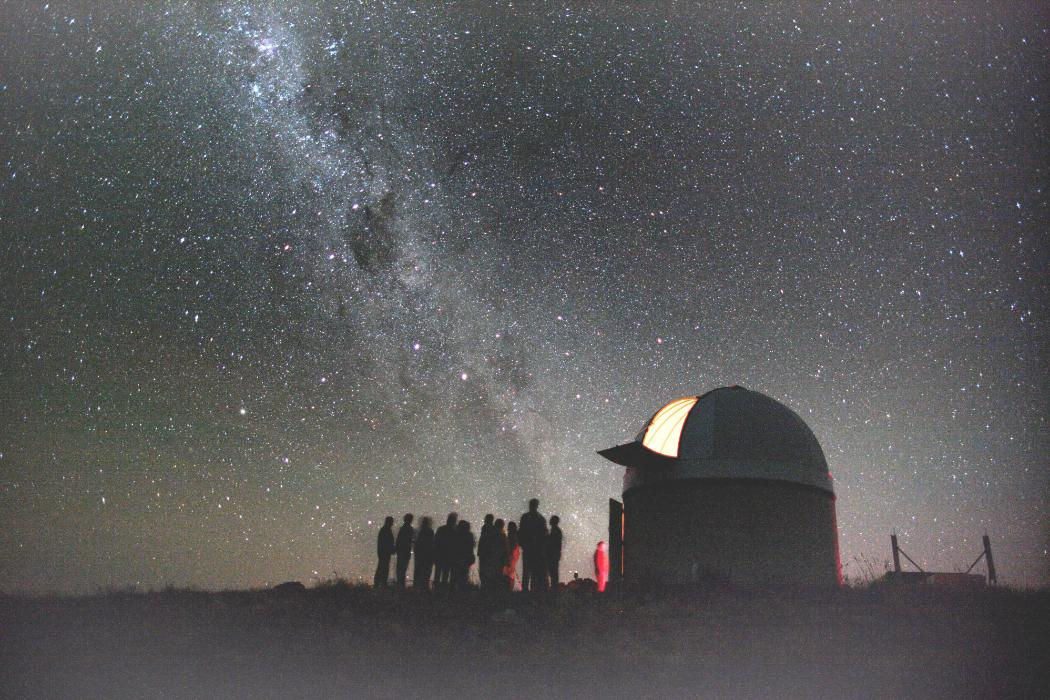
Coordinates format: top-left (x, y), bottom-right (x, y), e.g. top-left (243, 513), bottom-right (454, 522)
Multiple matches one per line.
top-left (1, 582), bottom-right (1047, 699)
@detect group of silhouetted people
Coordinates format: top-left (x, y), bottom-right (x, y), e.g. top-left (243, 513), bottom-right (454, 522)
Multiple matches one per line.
top-left (374, 499), bottom-right (564, 592)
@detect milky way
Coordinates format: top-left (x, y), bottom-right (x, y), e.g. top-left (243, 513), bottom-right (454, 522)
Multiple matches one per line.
top-left (1, 1), bottom-right (1047, 592)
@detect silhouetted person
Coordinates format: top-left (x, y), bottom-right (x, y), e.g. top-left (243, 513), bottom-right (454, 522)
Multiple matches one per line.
top-left (481, 517), bottom-right (508, 591)
top-left (374, 516), bottom-right (396, 587)
top-left (547, 515), bottom-right (563, 589)
top-left (519, 498), bottom-right (549, 592)
top-left (434, 512), bottom-right (458, 589)
top-left (395, 513), bottom-right (415, 588)
top-left (594, 541), bottom-right (609, 593)
top-left (504, 521), bottom-right (521, 591)
top-left (477, 514), bottom-right (496, 590)
top-left (453, 520), bottom-right (476, 590)
top-left (413, 516), bottom-right (435, 590)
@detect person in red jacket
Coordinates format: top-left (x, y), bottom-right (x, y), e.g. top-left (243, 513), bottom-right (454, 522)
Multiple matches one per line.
top-left (504, 521), bottom-right (521, 591)
top-left (594, 540), bottom-right (610, 593)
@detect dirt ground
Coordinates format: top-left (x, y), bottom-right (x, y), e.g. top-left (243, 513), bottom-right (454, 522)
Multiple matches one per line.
top-left (1, 582), bottom-right (1047, 699)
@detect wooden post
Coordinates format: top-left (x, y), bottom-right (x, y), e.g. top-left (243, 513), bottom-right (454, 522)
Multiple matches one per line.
top-left (891, 533), bottom-right (902, 573)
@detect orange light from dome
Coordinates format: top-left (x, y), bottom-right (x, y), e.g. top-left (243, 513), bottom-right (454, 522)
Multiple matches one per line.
top-left (641, 396), bottom-right (697, 457)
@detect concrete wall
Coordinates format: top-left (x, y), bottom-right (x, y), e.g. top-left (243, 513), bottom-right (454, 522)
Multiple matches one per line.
top-left (622, 478), bottom-right (840, 587)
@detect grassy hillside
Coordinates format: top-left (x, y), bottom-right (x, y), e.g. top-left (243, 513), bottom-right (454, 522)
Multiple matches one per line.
top-left (1, 582), bottom-right (1047, 699)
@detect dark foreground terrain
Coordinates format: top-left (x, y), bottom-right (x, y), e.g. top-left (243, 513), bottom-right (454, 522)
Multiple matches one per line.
top-left (1, 582), bottom-right (1047, 699)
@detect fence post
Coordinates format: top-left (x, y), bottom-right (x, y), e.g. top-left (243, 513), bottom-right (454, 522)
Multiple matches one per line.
top-left (983, 534), bottom-right (997, 585)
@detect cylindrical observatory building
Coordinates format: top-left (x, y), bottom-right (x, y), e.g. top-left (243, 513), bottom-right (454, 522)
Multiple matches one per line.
top-left (599, 386), bottom-right (841, 587)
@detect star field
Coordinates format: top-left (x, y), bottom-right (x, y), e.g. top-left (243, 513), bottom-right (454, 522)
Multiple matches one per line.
top-left (0, 1), bottom-right (1047, 592)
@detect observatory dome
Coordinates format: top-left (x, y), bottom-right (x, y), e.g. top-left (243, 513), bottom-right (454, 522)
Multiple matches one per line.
top-left (600, 386), bottom-right (842, 587)
top-left (599, 386), bottom-right (833, 493)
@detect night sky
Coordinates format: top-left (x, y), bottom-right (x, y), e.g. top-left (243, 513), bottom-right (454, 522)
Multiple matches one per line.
top-left (1, 2), bottom-right (1047, 593)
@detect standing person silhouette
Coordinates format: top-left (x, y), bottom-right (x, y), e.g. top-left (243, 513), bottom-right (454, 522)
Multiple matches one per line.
top-left (546, 515), bottom-right (563, 590)
top-left (476, 514), bottom-right (496, 590)
top-left (394, 513), bottom-right (415, 588)
top-left (413, 516), bottom-right (435, 590)
top-left (433, 512), bottom-right (458, 589)
top-left (374, 516), bottom-right (396, 587)
top-left (594, 541), bottom-right (610, 593)
top-left (483, 518), bottom-right (509, 592)
top-left (453, 520), bottom-right (476, 590)
top-left (504, 521), bottom-right (520, 591)
top-left (518, 499), bottom-right (549, 592)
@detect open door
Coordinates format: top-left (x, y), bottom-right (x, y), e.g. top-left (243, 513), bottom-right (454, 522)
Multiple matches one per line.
top-left (609, 498), bottom-right (624, 584)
